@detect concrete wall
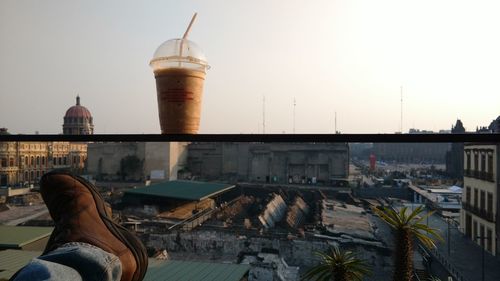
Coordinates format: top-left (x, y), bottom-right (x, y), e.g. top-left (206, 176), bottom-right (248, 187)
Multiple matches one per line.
top-left (87, 142), bottom-right (187, 181)
top-left (187, 143), bottom-right (349, 184)
top-left (147, 230), bottom-right (392, 281)
top-left (353, 187), bottom-right (411, 201)
top-left (0, 187), bottom-right (31, 197)
top-left (87, 142), bottom-right (144, 181)
top-left (168, 142), bottom-right (188, 181)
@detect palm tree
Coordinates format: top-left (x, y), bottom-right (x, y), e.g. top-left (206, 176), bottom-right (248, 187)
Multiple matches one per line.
top-left (301, 245), bottom-right (371, 281)
top-left (372, 205), bottom-right (443, 281)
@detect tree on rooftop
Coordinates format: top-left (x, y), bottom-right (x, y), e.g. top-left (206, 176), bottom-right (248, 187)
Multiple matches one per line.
top-left (119, 155), bottom-right (143, 181)
top-left (372, 205), bottom-right (443, 281)
top-left (301, 245), bottom-right (371, 281)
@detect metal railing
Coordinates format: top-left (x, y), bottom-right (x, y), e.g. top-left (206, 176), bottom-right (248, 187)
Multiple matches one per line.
top-left (429, 247), bottom-right (470, 281)
top-left (462, 202), bottom-right (495, 222)
top-left (464, 170), bottom-right (494, 182)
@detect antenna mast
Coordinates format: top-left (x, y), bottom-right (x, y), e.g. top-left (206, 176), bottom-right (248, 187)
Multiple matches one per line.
top-left (263, 95), bottom-right (266, 134)
top-left (335, 111), bottom-right (337, 134)
top-left (293, 97), bottom-right (296, 134)
top-left (400, 86), bottom-right (403, 133)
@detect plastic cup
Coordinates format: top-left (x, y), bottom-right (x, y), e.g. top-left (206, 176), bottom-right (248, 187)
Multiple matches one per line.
top-left (150, 39), bottom-right (209, 134)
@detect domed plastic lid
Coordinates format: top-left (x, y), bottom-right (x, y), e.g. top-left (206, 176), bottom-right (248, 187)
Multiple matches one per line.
top-left (150, 39), bottom-right (209, 72)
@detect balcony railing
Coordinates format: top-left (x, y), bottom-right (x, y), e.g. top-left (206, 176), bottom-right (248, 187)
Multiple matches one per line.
top-left (462, 202), bottom-right (495, 222)
top-left (464, 170), bottom-right (494, 182)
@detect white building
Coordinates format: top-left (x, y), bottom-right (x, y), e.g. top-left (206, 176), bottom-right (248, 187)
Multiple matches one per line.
top-left (460, 143), bottom-right (499, 255)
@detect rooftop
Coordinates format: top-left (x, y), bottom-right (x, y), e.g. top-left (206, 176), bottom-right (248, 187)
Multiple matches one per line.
top-left (0, 226), bottom-right (53, 249)
top-left (0, 253), bottom-right (250, 281)
top-left (0, 250), bottom-right (42, 279)
top-left (124, 180), bottom-right (235, 201)
top-left (145, 260), bottom-right (250, 281)
top-left (64, 96), bottom-right (92, 119)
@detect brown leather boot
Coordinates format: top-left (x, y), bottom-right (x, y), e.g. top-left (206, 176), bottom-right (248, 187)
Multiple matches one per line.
top-left (40, 171), bottom-right (148, 281)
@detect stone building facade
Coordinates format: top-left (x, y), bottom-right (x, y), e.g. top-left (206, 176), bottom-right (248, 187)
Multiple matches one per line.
top-left (372, 142), bottom-right (449, 164)
top-left (0, 96), bottom-right (93, 187)
top-left (86, 142), bottom-right (188, 181)
top-left (186, 142), bottom-right (349, 184)
top-left (0, 141), bottom-right (87, 187)
top-left (460, 143), bottom-right (500, 255)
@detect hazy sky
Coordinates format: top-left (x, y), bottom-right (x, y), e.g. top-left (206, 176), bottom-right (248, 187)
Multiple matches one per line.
top-left (1, 0), bottom-right (499, 134)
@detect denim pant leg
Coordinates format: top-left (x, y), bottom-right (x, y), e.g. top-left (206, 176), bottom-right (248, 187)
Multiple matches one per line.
top-left (12, 242), bottom-right (122, 281)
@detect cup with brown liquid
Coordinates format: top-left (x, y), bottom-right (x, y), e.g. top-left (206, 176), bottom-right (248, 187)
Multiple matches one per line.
top-left (150, 38), bottom-right (209, 134)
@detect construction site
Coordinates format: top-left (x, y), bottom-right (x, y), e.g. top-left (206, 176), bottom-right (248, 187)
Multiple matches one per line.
top-left (113, 180), bottom-right (394, 281)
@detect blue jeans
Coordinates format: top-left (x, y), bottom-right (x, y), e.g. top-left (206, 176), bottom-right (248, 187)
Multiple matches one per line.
top-left (13, 242), bottom-right (122, 281)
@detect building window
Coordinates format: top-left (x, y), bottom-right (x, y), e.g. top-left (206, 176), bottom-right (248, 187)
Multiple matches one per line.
top-left (474, 153), bottom-right (479, 171)
top-left (466, 153), bottom-right (471, 171)
top-left (31, 156), bottom-right (34, 166)
top-left (36, 170), bottom-right (40, 179)
top-left (479, 225), bottom-right (485, 248)
top-left (25, 156), bottom-right (28, 165)
top-left (58, 157), bottom-right (62, 165)
top-left (474, 188), bottom-right (478, 208)
top-left (466, 186), bottom-right (471, 204)
top-left (53, 157), bottom-right (57, 165)
top-left (63, 157), bottom-right (67, 165)
top-left (9, 158), bottom-right (14, 166)
top-left (487, 192), bottom-right (493, 215)
top-left (36, 156), bottom-right (40, 166)
top-left (488, 154), bottom-right (493, 176)
top-left (473, 220), bottom-right (478, 239)
top-left (30, 171), bottom-right (34, 182)
top-left (0, 158), bottom-right (6, 167)
top-left (480, 191), bottom-right (485, 212)
top-left (480, 153), bottom-right (486, 172)
top-left (24, 171), bottom-right (28, 182)
top-left (42, 156), bottom-right (45, 165)
top-left (487, 228), bottom-right (493, 253)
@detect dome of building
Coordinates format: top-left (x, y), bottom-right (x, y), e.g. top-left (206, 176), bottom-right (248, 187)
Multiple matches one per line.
top-left (65, 96), bottom-right (92, 119)
top-left (62, 96), bottom-right (94, 135)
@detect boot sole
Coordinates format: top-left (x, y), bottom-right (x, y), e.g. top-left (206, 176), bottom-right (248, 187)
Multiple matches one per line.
top-left (43, 171), bottom-right (148, 281)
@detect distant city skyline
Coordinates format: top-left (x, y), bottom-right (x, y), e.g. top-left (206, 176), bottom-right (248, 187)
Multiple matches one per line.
top-left (1, 1), bottom-right (499, 134)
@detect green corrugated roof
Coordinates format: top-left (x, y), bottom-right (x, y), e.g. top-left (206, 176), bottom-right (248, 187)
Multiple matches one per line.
top-left (0, 226), bottom-right (53, 248)
top-left (0, 252), bottom-right (250, 281)
top-left (0, 249), bottom-right (41, 279)
top-left (144, 260), bottom-right (250, 281)
top-left (124, 180), bottom-right (235, 201)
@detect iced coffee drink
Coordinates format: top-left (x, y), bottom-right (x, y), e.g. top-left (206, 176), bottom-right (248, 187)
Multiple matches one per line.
top-left (150, 38), bottom-right (209, 134)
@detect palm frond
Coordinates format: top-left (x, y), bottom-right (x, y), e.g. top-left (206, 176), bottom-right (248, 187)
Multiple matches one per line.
top-left (374, 206), bottom-right (443, 242)
top-left (301, 246), bottom-right (371, 281)
top-left (372, 207), bottom-right (400, 228)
